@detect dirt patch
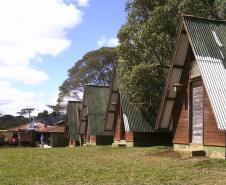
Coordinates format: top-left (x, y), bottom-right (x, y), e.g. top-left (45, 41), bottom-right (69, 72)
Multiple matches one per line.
top-left (146, 149), bottom-right (181, 158)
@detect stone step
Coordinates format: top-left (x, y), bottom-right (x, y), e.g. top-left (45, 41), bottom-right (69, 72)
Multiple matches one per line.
top-left (190, 143), bottom-right (204, 150)
top-left (175, 145), bottom-right (206, 157)
top-left (112, 140), bottom-right (133, 147)
top-left (192, 150), bottom-right (206, 157)
top-left (112, 140), bottom-right (126, 147)
top-left (118, 143), bottom-right (127, 147)
top-left (176, 150), bottom-right (206, 158)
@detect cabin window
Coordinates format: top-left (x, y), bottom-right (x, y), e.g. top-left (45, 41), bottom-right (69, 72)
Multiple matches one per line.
top-left (190, 61), bottom-right (200, 79)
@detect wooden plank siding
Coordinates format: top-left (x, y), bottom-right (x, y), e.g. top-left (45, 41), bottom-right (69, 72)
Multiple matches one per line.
top-left (172, 45), bottom-right (226, 146)
top-left (172, 47), bottom-right (191, 144)
top-left (204, 90), bottom-right (226, 146)
top-left (173, 97), bottom-right (189, 144)
top-left (114, 106), bottom-right (125, 141)
top-left (114, 114), bottom-right (122, 141)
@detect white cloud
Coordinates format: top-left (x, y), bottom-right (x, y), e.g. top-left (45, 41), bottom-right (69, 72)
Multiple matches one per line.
top-left (64, 0), bottom-right (89, 7)
top-left (97, 36), bottom-right (119, 48)
top-left (76, 0), bottom-right (89, 7)
top-left (0, 0), bottom-right (83, 84)
top-left (0, 0), bottom-right (85, 115)
top-left (0, 66), bottom-right (48, 85)
top-left (0, 81), bottom-right (58, 116)
top-left (0, 81), bottom-right (39, 115)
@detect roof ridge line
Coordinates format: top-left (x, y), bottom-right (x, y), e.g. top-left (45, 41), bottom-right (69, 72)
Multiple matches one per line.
top-left (182, 14), bottom-right (226, 23)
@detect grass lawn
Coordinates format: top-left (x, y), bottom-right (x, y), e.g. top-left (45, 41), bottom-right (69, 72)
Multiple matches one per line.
top-left (1, 146), bottom-right (226, 185)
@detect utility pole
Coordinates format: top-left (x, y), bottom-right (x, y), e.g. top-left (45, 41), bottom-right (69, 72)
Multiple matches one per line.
top-left (20, 108), bottom-right (35, 121)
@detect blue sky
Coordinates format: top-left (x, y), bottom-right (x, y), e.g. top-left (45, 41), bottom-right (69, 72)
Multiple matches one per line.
top-left (0, 0), bottom-right (126, 115)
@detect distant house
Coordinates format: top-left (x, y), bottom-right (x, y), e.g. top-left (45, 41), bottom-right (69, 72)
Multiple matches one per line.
top-left (155, 15), bottom-right (226, 158)
top-left (79, 85), bottom-right (113, 145)
top-left (51, 128), bottom-right (67, 147)
top-left (67, 101), bottom-right (82, 146)
top-left (105, 70), bottom-right (171, 147)
top-left (7, 124), bottom-right (35, 146)
top-left (7, 122), bottom-right (67, 147)
top-left (0, 130), bottom-right (8, 145)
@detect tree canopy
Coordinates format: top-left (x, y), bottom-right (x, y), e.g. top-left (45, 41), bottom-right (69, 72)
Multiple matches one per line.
top-left (117, 0), bottom-right (226, 124)
top-left (0, 115), bottom-right (28, 130)
top-left (57, 47), bottom-right (117, 105)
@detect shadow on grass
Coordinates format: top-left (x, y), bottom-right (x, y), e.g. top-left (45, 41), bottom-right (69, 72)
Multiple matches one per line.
top-left (193, 159), bottom-right (226, 169)
top-left (145, 147), bottom-right (181, 158)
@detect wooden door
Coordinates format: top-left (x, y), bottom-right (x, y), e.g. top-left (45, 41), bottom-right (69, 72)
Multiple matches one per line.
top-left (119, 107), bottom-right (125, 140)
top-left (191, 80), bottom-right (203, 144)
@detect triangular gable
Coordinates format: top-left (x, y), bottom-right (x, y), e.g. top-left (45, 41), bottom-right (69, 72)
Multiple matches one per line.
top-left (80, 85), bottom-right (111, 136)
top-left (105, 69), bottom-right (154, 132)
top-left (120, 93), bottom-right (153, 132)
top-left (67, 101), bottom-right (82, 140)
top-left (79, 90), bottom-right (88, 135)
top-left (156, 15), bottom-right (226, 130)
top-left (105, 70), bottom-right (120, 131)
top-left (184, 16), bottom-right (226, 130)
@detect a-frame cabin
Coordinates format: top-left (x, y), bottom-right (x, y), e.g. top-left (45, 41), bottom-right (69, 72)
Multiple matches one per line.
top-left (67, 101), bottom-right (82, 146)
top-left (79, 85), bottom-right (113, 145)
top-left (156, 15), bottom-right (226, 158)
top-left (105, 70), bottom-right (172, 147)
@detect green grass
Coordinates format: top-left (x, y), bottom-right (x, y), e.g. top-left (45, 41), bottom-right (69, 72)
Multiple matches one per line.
top-left (1, 146), bottom-right (226, 185)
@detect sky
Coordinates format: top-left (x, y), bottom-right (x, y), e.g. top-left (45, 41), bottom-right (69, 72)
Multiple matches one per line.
top-left (0, 0), bottom-right (126, 116)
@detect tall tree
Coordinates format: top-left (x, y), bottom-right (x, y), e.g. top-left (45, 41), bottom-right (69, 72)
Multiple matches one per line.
top-left (117, 0), bottom-right (226, 124)
top-left (46, 105), bottom-right (62, 113)
top-left (57, 47), bottom-right (116, 105)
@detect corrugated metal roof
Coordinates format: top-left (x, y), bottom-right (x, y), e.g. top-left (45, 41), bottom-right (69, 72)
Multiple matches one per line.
top-left (105, 69), bottom-right (154, 133)
top-left (155, 27), bottom-right (189, 130)
top-left (82, 85), bottom-right (113, 135)
top-left (48, 126), bottom-right (65, 133)
top-left (184, 16), bottom-right (226, 130)
top-left (105, 70), bottom-right (119, 131)
top-left (156, 15), bottom-right (226, 130)
top-left (67, 101), bottom-right (82, 140)
top-left (34, 124), bottom-right (65, 133)
top-left (120, 93), bottom-right (154, 132)
top-left (7, 124), bottom-right (29, 131)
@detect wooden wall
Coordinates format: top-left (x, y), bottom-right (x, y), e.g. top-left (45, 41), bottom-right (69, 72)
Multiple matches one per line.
top-left (51, 133), bottom-right (68, 147)
top-left (173, 93), bottom-right (189, 144)
top-left (173, 77), bottom-right (226, 146)
top-left (114, 118), bottom-right (121, 141)
top-left (125, 132), bottom-right (133, 142)
top-left (89, 135), bottom-right (96, 143)
top-left (172, 45), bottom-right (226, 146)
top-left (85, 126), bottom-right (90, 142)
top-left (172, 47), bottom-right (190, 144)
top-left (19, 130), bottom-right (36, 146)
top-left (203, 90), bottom-right (226, 146)
top-left (114, 109), bottom-right (124, 141)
